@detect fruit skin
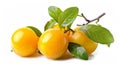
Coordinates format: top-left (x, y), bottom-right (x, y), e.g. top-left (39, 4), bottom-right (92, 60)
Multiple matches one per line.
top-left (53, 23), bottom-right (68, 31)
top-left (38, 29), bottom-right (68, 59)
top-left (69, 31), bottom-right (98, 55)
top-left (11, 28), bottom-right (39, 57)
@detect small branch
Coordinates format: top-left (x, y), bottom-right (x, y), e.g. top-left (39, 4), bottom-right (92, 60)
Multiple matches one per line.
top-left (77, 24), bottom-right (87, 26)
top-left (89, 13), bottom-right (105, 22)
top-left (81, 13), bottom-right (90, 23)
top-left (81, 13), bottom-right (106, 24)
top-left (77, 15), bottom-right (82, 17)
top-left (77, 24), bottom-right (82, 26)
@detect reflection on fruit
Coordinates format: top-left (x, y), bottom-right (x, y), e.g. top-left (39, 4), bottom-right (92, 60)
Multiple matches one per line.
top-left (11, 28), bottom-right (39, 56)
top-left (69, 31), bottom-right (98, 55)
top-left (38, 29), bottom-right (68, 59)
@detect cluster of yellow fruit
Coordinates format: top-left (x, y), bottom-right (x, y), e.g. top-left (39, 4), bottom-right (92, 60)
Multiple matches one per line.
top-left (11, 24), bottom-right (97, 59)
top-left (11, 6), bottom-right (114, 60)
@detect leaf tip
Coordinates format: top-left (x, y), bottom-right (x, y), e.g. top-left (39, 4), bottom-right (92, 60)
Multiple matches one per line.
top-left (107, 43), bottom-right (111, 47)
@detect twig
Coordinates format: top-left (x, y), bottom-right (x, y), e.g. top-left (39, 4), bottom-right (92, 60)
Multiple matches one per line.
top-left (81, 13), bottom-right (106, 24)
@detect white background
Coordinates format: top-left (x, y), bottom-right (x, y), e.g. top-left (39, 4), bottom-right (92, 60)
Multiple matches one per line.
top-left (0, 0), bottom-right (120, 67)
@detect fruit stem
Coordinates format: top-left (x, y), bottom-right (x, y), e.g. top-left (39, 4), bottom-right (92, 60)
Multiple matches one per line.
top-left (77, 13), bottom-right (106, 26)
top-left (64, 28), bottom-right (74, 33)
top-left (69, 28), bottom-right (75, 33)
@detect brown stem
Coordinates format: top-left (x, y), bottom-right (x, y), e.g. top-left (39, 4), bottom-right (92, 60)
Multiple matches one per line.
top-left (64, 28), bottom-right (75, 33)
top-left (69, 28), bottom-right (75, 33)
top-left (81, 13), bottom-right (106, 25)
top-left (77, 24), bottom-right (82, 26)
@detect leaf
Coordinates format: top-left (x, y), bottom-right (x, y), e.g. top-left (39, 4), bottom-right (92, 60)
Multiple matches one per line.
top-left (80, 24), bottom-right (114, 46)
top-left (44, 19), bottom-right (57, 31)
top-left (58, 7), bottom-right (78, 28)
top-left (68, 42), bottom-right (88, 60)
top-left (27, 26), bottom-right (42, 37)
top-left (48, 6), bottom-right (62, 22)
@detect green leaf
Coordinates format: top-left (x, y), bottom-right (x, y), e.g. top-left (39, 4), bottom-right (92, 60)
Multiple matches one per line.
top-left (27, 26), bottom-right (42, 37)
top-left (58, 7), bottom-right (78, 28)
top-left (80, 24), bottom-right (114, 46)
top-left (68, 42), bottom-right (88, 60)
top-left (48, 6), bottom-right (62, 22)
top-left (44, 19), bottom-right (57, 31)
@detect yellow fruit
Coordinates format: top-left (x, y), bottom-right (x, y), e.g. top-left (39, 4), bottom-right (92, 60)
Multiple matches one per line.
top-left (69, 31), bottom-right (98, 55)
top-left (53, 23), bottom-right (68, 31)
top-left (38, 29), bottom-right (68, 59)
top-left (11, 28), bottom-right (39, 57)
top-left (53, 23), bottom-right (72, 42)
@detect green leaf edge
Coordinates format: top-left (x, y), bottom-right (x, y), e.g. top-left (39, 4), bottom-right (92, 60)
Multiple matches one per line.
top-left (27, 26), bottom-right (42, 37)
top-left (58, 7), bottom-right (79, 28)
top-left (68, 42), bottom-right (88, 60)
top-left (48, 6), bottom-right (62, 22)
top-left (80, 24), bottom-right (114, 47)
top-left (44, 19), bottom-right (57, 31)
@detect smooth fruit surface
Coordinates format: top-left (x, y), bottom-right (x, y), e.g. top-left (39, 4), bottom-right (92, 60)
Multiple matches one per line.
top-left (11, 28), bottom-right (39, 56)
top-left (38, 29), bottom-right (68, 59)
top-left (69, 31), bottom-right (98, 55)
top-left (53, 23), bottom-right (68, 31)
